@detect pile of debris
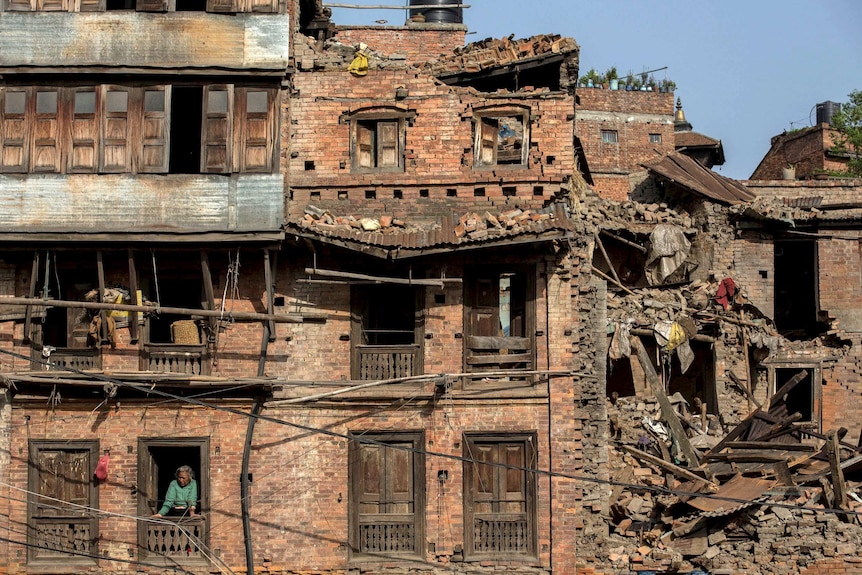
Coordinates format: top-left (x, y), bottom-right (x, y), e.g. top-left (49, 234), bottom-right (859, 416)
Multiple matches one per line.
top-left (454, 208), bottom-right (553, 239)
top-left (300, 205), bottom-right (414, 234)
top-left (423, 34), bottom-right (578, 76)
top-left (605, 362), bottom-right (862, 574)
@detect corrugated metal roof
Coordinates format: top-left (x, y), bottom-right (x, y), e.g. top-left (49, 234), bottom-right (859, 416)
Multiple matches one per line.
top-left (644, 152), bottom-right (756, 205)
top-left (686, 474), bottom-right (775, 514)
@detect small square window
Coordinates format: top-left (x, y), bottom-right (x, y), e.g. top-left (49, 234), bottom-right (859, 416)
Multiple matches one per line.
top-left (649, 133), bottom-right (662, 143)
top-left (601, 130), bottom-right (618, 144)
top-left (352, 116), bottom-right (406, 171)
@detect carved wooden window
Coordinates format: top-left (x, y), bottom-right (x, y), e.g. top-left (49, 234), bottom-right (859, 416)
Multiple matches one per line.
top-left (345, 108), bottom-right (413, 173)
top-left (0, 88), bottom-right (29, 172)
top-left (351, 284), bottom-right (424, 380)
top-left (27, 441), bottom-right (99, 565)
top-left (349, 432), bottom-right (424, 558)
top-left (474, 108), bottom-right (530, 167)
top-left (0, 84), bottom-right (275, 175)
top-left (463, 433), bottom-right (536, 559)
top-left (464, 267), bottom-right (535, 385)
top-left (137, 438), bottom-right (208, 562)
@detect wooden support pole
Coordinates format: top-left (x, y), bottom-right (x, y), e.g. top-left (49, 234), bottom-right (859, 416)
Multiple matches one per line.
top-left (128, 249), bottom-right (139, 343)
top-left (599, 229), bottom-right (648, 253)
top-left (631, 335), bottom-right (703, 470)
top-left (96, 251), bottom-right (108, 344)
top-left (620, 444), bottom-right (717, 489)
top-left (827, 430), bottom-right (850, 518)
top-left (590, 266), bottom-right (637, 296)
top-left (304, 267), bottom-right (460, 287)
top-left (24, 251), bottom-right (39, 343)
top-left (200, 251), bottom-right (217, 337)
top-left (594, 232), bottom-right (623, 286)
top-left (263, 250), bottom-right (276, 343)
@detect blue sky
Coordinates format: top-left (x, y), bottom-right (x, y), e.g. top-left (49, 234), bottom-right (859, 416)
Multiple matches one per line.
top-left (327, 0), bottom-right (862, 180)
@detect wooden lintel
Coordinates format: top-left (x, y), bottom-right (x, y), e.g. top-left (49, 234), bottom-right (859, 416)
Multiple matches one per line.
top-left (600, 229), bottom-right (648, 253)
top-left (304, 267), bottom-right (461, 287)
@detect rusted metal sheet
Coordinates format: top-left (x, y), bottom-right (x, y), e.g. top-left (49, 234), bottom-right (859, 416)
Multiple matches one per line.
top-left (0, 13), bottom-right (289, 71)
top-left (0, 174), bottom-right (283, 234)
top-left (686, 474), bottom-right (775, 514)
top-left (644, 152), bottom-right (756, 205)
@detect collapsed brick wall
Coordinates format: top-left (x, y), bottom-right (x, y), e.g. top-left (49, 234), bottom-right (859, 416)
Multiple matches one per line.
top-left (749, 125), bottom-right (846, 180)
top-left (333, 25), bottom-right (466, 65)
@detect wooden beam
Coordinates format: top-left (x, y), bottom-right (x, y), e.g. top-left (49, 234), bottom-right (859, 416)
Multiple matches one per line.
top-left (591, 266), bottom-right (637, 296)
top-left (594, 232), bottom-right (622, 286)
top-left (23, 251), bottom-right (39, 343)
top-left (728, 371), bottom-right (761, 410)
top-left (620, 444), bottom-right (717, 489)
top-left (600, 229), bottom-right (648, 253)
top-left (304, 267), bottom-right (461, 287)
top-left (200, 251), bottom-right (217, 337)
top-left (96, 251), bottom-right (108, 344)
top-left (0, 297), bottom-right (312, 323)
top-left (263, 250), bottom-right (276, 343)
top-left (128, 249), bottom-right (139, 343)
top-left (631, 335), bottom-right (702, 470)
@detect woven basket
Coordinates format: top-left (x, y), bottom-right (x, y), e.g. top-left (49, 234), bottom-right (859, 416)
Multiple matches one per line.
top-left (171, 320), bottom-right (201, 345)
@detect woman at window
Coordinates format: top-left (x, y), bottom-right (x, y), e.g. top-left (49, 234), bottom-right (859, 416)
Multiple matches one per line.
top-left (153, 465), bottom-right (198, 517)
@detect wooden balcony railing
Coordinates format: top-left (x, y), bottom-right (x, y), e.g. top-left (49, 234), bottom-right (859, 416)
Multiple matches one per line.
top-left (42, 348), bottom-right (101, 371)
top-left (31, 517), bottom-right (94, 559)
top-left (143, 344), bottom-right (209, 376)
top-left (472, 515), bottom-right (529, 554)
top-left (356, 345), bottom-right (420, 381)
top-left (145, 517), bottom-right (205, 560)
top-left (358, 516), bottom-right (416, 554)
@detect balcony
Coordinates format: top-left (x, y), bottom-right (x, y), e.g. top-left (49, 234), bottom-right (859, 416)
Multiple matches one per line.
top-left (144, 516), bottom-right (206, 562)
top-left (355, 345), bottom-right (420, 381)
top-left (143, 344), bottom-right (209, 376)
top-left (42, 348), bottom-right (101, 371)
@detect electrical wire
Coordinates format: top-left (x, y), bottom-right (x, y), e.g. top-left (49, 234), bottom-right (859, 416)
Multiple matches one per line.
top-left (2, 346), bottom-right (861, 525)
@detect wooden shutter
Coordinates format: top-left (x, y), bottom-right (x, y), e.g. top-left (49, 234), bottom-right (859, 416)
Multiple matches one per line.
top-left (356, 121), bottom-right (374, 169)
top-left (36, 449), bottom-right (91, 516)
top-left (386, 443), bottom-right (413, 513)
top-left (79, 0), bottom-right (105, 11)
top-left (31, 90), bottom-right (61, 172)
top-left (0, 88), bottom-right (29, 172)
top-left (236, 88), bottom-right (273, 173)
top-left (202, 85), bottom-right (232, 173)
top-left (246, 0), bottom-right (276, 13)
top-left (206, 0), bottom-right (235, 12)
top-left (100, 86), bottom-right (133, 173)
top-left (37, 0), bottom-right (67, 11)
top-left (478, 118), bottom-right (498, 165)
top-left (140, 86), bottom-right (170, 173)
top-left (4, 0), bottom-right (36, 11)
top-left (69, 89), bottom-right (98, 173)
top-left (502, 443), bottom-right (526, 513)
top-left (359, 444), bottom-right (382, 514)
top-left (136, 0), bottom-right (167, 11)
top-left (472, 444), bottom-right (496, 514)
top-left (377, 120), bottom-right (398, 168)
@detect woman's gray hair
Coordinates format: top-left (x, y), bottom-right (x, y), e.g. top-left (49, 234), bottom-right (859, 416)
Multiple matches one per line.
top-left (175, 465), bottom-right (195, 480)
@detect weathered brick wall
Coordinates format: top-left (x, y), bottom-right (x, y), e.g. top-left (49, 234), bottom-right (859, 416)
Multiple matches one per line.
top-left (333, 25), bottom-right (466, 65)
top-left (3, 402), bottom-right (252, 573)
top-left (287, 67), bottom-right (575, 223)
top-left (749, 125), bottom-right (849, 180)
top-left (577, 89), bottom-right (674, 116)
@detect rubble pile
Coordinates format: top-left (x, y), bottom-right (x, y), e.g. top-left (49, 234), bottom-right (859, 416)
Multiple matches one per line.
top-left (423, 34), bottom-right (578, 76)
top-left (605, 394), bottom-right (862, 574)
top-left (300, 204), bottom-right (415, 234)
top-left (453, 208), bottom-right (553, 239)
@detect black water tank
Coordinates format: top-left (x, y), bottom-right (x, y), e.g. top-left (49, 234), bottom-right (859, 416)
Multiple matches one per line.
top-left (409, 0), bottom-right (462, 24)
top-left (816, 101), bottom-right (842, 126)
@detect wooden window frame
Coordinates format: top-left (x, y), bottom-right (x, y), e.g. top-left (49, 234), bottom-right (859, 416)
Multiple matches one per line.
top-left (27, 440), bottom-right (99, 566)
top-left (473, 106), bottom-right (530, 168)
top-left (348, 431), bottom-right (425, 560)
top-left (768, 363), bottom-right (822, 431)
top-left (463, 265), bottom-right (536, 387)
top-left (137, 437), bottom-right (209, 563)
top-left (463, 432), bottom-right (537, 560)
top-left (0, 83), bottom-right (277, 175)
top-left (350, 284), bottom-right (424, 381)
top-left (344, 107), bottom-right (414, 173)
top-left (601, 129), bottom-right (618, 144)
top-left (649, 133), bottom-right (662, 144)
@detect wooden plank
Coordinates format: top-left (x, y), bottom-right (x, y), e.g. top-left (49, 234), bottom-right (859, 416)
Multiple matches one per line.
top-left (728, 370), bottom-right (762, 410)
top-left (128, 249), bottom-right (139, 343)
top-left (631, 335), bottom-right (702, 470)
top-left (466, 335), bottom-right (531, 350)
top-left (263, 249), bottom-right (276, 342)
top-left (96, 251), bottom-right (107, 345)
top-left (200, 251), bottom-right (217, 337)
top-left (466, 353), bottom-right (532, 366)
top-left (827, 430), bottom-right (848, 511)
top-left (24, 251), bottom-right (39, 343)
top-left (620, 444), bottom-right (716, 489)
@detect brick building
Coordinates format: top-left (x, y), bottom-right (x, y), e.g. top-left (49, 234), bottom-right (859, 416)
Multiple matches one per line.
top-left (2, 1), bottom-right (862, 575)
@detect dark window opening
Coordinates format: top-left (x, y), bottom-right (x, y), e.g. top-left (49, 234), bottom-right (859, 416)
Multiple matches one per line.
top-left (169, 87), bottom-right (203, 174)
top-left (175, 0), bottom-right (207, 11)
top-left (105, 0), bottom-right (134, 9)
top-left (475, 114), bottom-right (528, 167)
top-left (145, 277), bottom-right (203, 344)
top-left (774, 239), bottom-right (823, 339)
top-left (776, 367), bottom-right (816, 423)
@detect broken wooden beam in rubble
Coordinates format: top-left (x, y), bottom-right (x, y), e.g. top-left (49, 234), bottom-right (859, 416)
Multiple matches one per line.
top-left (620, 444), bottom-right (718, 490)
top-left (631, 335), bottom-right (704, 472)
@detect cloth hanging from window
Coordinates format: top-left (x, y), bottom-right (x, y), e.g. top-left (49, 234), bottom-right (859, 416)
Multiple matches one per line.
top-left (88, 315), bottom-right (117, 349)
